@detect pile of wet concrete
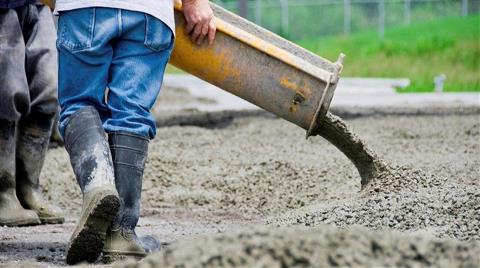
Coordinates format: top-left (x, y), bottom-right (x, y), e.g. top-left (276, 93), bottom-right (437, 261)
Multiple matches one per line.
top-left (272, 171), bottom-right (479, 241)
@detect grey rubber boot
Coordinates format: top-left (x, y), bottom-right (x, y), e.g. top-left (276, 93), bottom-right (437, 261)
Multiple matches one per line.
top-left (63, 107), bottom-right (120, 265)
top-left (16, 112), bottom-right (65, 224)
top-left (0, 119), bottom-right (41, 227)
top-left (103, 132), bottom-right (162, 263)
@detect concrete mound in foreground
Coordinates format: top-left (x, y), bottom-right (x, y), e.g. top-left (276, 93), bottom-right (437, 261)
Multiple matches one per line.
top-left (115, 225), bottom-right (480, 268)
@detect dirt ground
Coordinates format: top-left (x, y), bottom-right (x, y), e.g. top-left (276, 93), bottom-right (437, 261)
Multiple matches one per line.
top-left (0, 87), bottom-right (479, 267)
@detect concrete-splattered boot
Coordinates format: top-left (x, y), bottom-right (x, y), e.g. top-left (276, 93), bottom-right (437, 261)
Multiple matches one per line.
top-left (103, 132), bottom-right (161, 263)
top-left (0, 119), bottom-right (41, 227)
top-left (63, 107), bottom-right (120, 265)
top-left (16, 112), bottom-right (65, 224)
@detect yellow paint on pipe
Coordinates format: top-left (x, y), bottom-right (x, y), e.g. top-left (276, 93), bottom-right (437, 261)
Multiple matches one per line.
top-left (169, 24), bottom-right (243, 93)
top-left (280, 77), bottom-right (312, 96)
top-left (41, 0), bottom-right (55, 9)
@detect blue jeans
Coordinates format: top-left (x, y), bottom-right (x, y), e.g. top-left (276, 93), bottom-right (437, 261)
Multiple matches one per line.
top-left (57, 8), bottom-right (173, 139)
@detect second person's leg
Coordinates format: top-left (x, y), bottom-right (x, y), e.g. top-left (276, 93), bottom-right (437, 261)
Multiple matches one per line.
top-left (16, 3), bottom-right (64, 225)
top-left (0, 7), bottom-right (40, 227)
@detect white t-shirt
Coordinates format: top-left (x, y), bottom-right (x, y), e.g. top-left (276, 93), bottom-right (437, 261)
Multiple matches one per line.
top-left (54, 0), bottom-right (175, 34)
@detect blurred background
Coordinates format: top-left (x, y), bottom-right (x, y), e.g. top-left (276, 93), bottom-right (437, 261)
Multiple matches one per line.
top-left (172, 0), bottom-right (480, 92)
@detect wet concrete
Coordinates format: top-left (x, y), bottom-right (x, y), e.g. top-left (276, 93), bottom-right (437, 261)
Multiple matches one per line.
top-left (0, 84), bottom-right (478, 266)
top-left (316, 113), bottom-right (390, 187)
top-left (122, 109), bottom-right (479, 268)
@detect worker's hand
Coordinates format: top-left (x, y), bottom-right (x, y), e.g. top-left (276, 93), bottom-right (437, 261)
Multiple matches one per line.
top-left (182, 0), bottom-right (216, 45)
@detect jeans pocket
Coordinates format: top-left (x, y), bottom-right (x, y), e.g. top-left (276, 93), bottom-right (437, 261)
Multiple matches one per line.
top-left (57, 8), bottom-right (95, 52)
top-left (144, 14), bottom-right (173, 52)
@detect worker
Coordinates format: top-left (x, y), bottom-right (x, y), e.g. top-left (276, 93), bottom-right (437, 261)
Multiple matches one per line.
top-left (54, 0), bottom-right (216, 264)
top-left (0, 1), bottom-right (65, 226)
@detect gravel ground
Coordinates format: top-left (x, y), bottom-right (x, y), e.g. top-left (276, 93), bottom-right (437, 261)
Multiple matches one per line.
top-left (0, 100), bottom-right (478, 266)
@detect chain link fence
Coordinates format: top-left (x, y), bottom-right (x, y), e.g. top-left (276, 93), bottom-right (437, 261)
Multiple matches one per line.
top-left (212, 0), bottom-right (480, 41)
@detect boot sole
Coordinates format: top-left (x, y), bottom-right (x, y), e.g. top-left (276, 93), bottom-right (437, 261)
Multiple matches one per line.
top-left (39, 216), bottom-right (65, 225)
top-left (66, 189), bottom-right (119, 265)
top-left (0, 217), bottom-right (41, 227)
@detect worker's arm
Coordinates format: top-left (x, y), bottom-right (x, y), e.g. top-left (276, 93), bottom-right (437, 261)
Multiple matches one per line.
top-left (182, 0), bottom-right (216, 45)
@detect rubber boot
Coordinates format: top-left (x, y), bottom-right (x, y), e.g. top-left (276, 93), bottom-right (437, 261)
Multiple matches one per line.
top-left (16, 112), bottom-right (65, 224)
top-left (103, 132), bottom-right (161, 263)
top-left (63, 107), bottom-right (120, 265)
top-left (50, 111), bottom-right (64, 146)
top-left (0, 119), bottom-right (41, 227)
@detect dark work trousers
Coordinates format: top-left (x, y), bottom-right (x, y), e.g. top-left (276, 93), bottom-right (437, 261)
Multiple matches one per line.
top-left (0, 4), bottom-right (58, 122)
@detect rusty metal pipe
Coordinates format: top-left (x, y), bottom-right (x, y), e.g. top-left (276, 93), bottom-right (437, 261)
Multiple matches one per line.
top-left (170, 2), bottom-right (345, 138)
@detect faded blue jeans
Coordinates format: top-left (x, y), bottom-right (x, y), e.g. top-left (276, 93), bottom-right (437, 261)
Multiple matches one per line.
top-left (57, 8), bottom-right (174, 139)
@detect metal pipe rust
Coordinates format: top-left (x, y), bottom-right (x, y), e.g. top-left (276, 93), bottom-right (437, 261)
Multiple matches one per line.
top-left (170, 2), bottom-right (345, 137)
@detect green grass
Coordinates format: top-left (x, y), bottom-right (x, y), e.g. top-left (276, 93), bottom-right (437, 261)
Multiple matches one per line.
top-left (298, 15), bottom-right (480, 92)
top-left (168, 15), bottom-right (479, 92)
